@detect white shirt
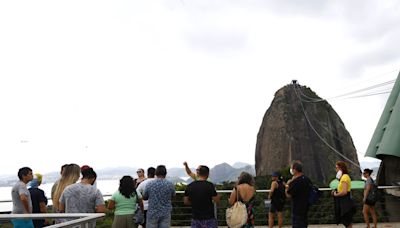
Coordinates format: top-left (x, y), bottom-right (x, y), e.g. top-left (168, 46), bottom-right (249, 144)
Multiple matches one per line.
top-left (136, 178), bottom-right (155, 210)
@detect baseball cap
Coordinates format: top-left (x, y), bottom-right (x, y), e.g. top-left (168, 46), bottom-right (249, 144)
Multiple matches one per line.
top-left (271, 171), bottom-right (280, 177)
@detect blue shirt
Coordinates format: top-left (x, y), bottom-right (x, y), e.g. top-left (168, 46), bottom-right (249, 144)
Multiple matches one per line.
top-left (143, 178), bottom-right (175, 219)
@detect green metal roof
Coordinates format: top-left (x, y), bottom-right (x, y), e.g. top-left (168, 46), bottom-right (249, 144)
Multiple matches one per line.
top-left (365, 72), bottom-right (400, 158)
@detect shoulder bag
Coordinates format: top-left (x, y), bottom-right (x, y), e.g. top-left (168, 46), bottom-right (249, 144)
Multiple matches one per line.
top-left (226, 187), bottom-right (248, 228)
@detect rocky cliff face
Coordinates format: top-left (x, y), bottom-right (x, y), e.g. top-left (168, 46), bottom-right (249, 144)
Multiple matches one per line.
top-left (255, 83), bottom-right (361, 184)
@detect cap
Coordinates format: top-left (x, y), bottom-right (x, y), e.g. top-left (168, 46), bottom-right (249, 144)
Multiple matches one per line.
top-left (81, 165), bottom-right (91, 171)
top-left (271, 172), bottom-right (280, 177)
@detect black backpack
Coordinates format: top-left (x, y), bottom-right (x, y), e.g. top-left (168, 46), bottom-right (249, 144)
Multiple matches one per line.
top-left (308, 185), bottom-right (322, 205)
top-left (366, 179), bottom-right (379, 204)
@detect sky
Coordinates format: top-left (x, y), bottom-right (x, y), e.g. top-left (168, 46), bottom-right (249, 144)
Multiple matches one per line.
top-left (0, 1), bottom-right (399, 176)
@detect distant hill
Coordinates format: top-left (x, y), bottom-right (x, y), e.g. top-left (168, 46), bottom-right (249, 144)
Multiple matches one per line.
top-left (0, 163), bottom-right (255, 187)
top-left (232, 162), bottom-right (251, 169)
top-left (209, 163), bottom-right (255, 184)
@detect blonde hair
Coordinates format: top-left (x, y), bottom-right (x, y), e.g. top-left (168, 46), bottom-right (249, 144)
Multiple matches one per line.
top-left (52, 164), bottom-right (80, 211)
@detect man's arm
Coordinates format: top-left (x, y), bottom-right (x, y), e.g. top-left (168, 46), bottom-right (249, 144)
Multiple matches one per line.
top-left (183, 196), bottom-right (191, 205)
top-left (212, 194), bottom-right (220, 204)
top-left (39, 202), bottom-right (47, 213)
top-left (138, 198), bottom-right (144, 211)
top-left (285, 179), bottom-right (293, 199)
top-left (94, 190), bottom-right (106, 213)
top-left (95, 204), bottom-right (106, 213)
top-left (183, 162), bottom-right (196, 179)
top-left (59, 202), bottom-right (65, 213)
top-left (143, 188), bottom-right (149, 200)
top-left (19, 194), bottom-right (30, 213)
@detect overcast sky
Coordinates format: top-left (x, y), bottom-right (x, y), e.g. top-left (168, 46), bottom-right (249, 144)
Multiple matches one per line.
top-left (0, 1), bottom-right (399, 176)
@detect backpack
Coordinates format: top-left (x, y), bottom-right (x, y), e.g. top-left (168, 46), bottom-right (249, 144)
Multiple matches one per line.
top-left (226, 188), bottom-right (248, 228)
top-left (366, 179), bottom-right (379, 204)
top-left (308, 181), bottom-right (322, 206)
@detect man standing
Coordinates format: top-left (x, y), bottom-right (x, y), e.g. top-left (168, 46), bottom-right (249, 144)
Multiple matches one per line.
top-left (143, 165), bottom-right (176, 228)
top-left (11, 167), bottom-right (34, 228)
top-left (183, 165), bottom-right (220, 228)
top-left (59, 167), bottom-right (105, 226)
top-left (136, 167), bottom-right (156, 228)
top-left (285, 161), bottom-right (311, 228)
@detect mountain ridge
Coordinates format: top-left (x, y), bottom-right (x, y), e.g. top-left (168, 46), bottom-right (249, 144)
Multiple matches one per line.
top-left (0, 162), bottom-right (256, 187)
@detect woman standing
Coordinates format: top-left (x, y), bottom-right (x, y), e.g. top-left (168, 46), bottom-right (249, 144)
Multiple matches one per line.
top-left (108, 176), bottom-right (139, 228)
top-left (268, 172), bottom-right (285, 228)
top-left (52, 164), bottom-right (80, 213)
top-left (332, 161), bottom-right (356, 228)
top-left (229, 172), bottom-right (256, 228)
top-left (363, 168), bottom-right (378, 228)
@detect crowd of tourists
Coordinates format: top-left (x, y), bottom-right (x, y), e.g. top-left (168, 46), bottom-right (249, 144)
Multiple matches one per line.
top-left (10, 160), bottom-right (378, 228)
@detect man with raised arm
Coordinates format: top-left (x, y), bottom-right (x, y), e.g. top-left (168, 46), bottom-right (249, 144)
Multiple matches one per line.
top-left (184, 165), bottom-right (220, 228)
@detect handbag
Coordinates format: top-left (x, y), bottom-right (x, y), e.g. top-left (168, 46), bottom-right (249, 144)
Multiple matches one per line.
top-left (133, 207), bottom-right (144, 225)
top-left (226, 187), bottom-right (248, 228)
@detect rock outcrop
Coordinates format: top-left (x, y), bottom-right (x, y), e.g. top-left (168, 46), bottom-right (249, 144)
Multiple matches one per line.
top-left (255, 83), bottom-right (361, 184)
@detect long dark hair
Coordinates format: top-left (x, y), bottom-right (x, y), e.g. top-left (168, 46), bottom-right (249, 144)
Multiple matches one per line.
top-left (119, 176), bottom-right (136, 198)
top-left (237, 172), bottom-right (255, 186)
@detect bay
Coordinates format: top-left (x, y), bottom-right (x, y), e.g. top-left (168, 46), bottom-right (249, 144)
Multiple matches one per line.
top-left (0, 179), bottom-right (119, 212)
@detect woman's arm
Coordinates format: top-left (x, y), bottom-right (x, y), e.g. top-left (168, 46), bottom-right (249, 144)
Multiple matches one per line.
top-left (107, 200), bottom-right (115, 210)
top-left (363, 183), bottom-right (371, 201)
top-left (228, 187), bottom-right (237, 206)
top-left (268, 181), bottom-right (277, 199)
top-left (334, 182), bottom-right (348, 197)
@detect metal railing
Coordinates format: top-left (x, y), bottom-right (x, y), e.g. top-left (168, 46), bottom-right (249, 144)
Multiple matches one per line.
top-left (0, 213), bottom-right (105, 228)
top-left (170, 186), bottom-right (400, 226)
top-left (0, 186), bottom-right (398, 227)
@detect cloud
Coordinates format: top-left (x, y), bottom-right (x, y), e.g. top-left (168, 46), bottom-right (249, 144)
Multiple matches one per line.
top-left (342, 29), bottom-right (400, 77)
top-left (184, 27), bottom-right (247, 53)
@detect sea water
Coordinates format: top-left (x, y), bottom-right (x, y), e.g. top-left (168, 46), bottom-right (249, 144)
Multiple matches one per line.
top-left (0, 179), bottom-right (119, 212)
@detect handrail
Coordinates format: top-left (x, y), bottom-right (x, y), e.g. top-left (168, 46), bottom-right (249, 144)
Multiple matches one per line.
top-left (0, 186), bottom-right (399, 226)
top-left (0, 213), bottom-right (105, 228)
top-left (0, 185), bottom-right (398, 204)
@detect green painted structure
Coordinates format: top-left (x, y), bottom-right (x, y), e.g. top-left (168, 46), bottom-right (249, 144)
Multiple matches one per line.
top-left (365, 72), bottom-right (400, 159)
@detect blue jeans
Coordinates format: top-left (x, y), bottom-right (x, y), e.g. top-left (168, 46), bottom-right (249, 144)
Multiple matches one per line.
top-left (146, 214), bottom-right (171, 228)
